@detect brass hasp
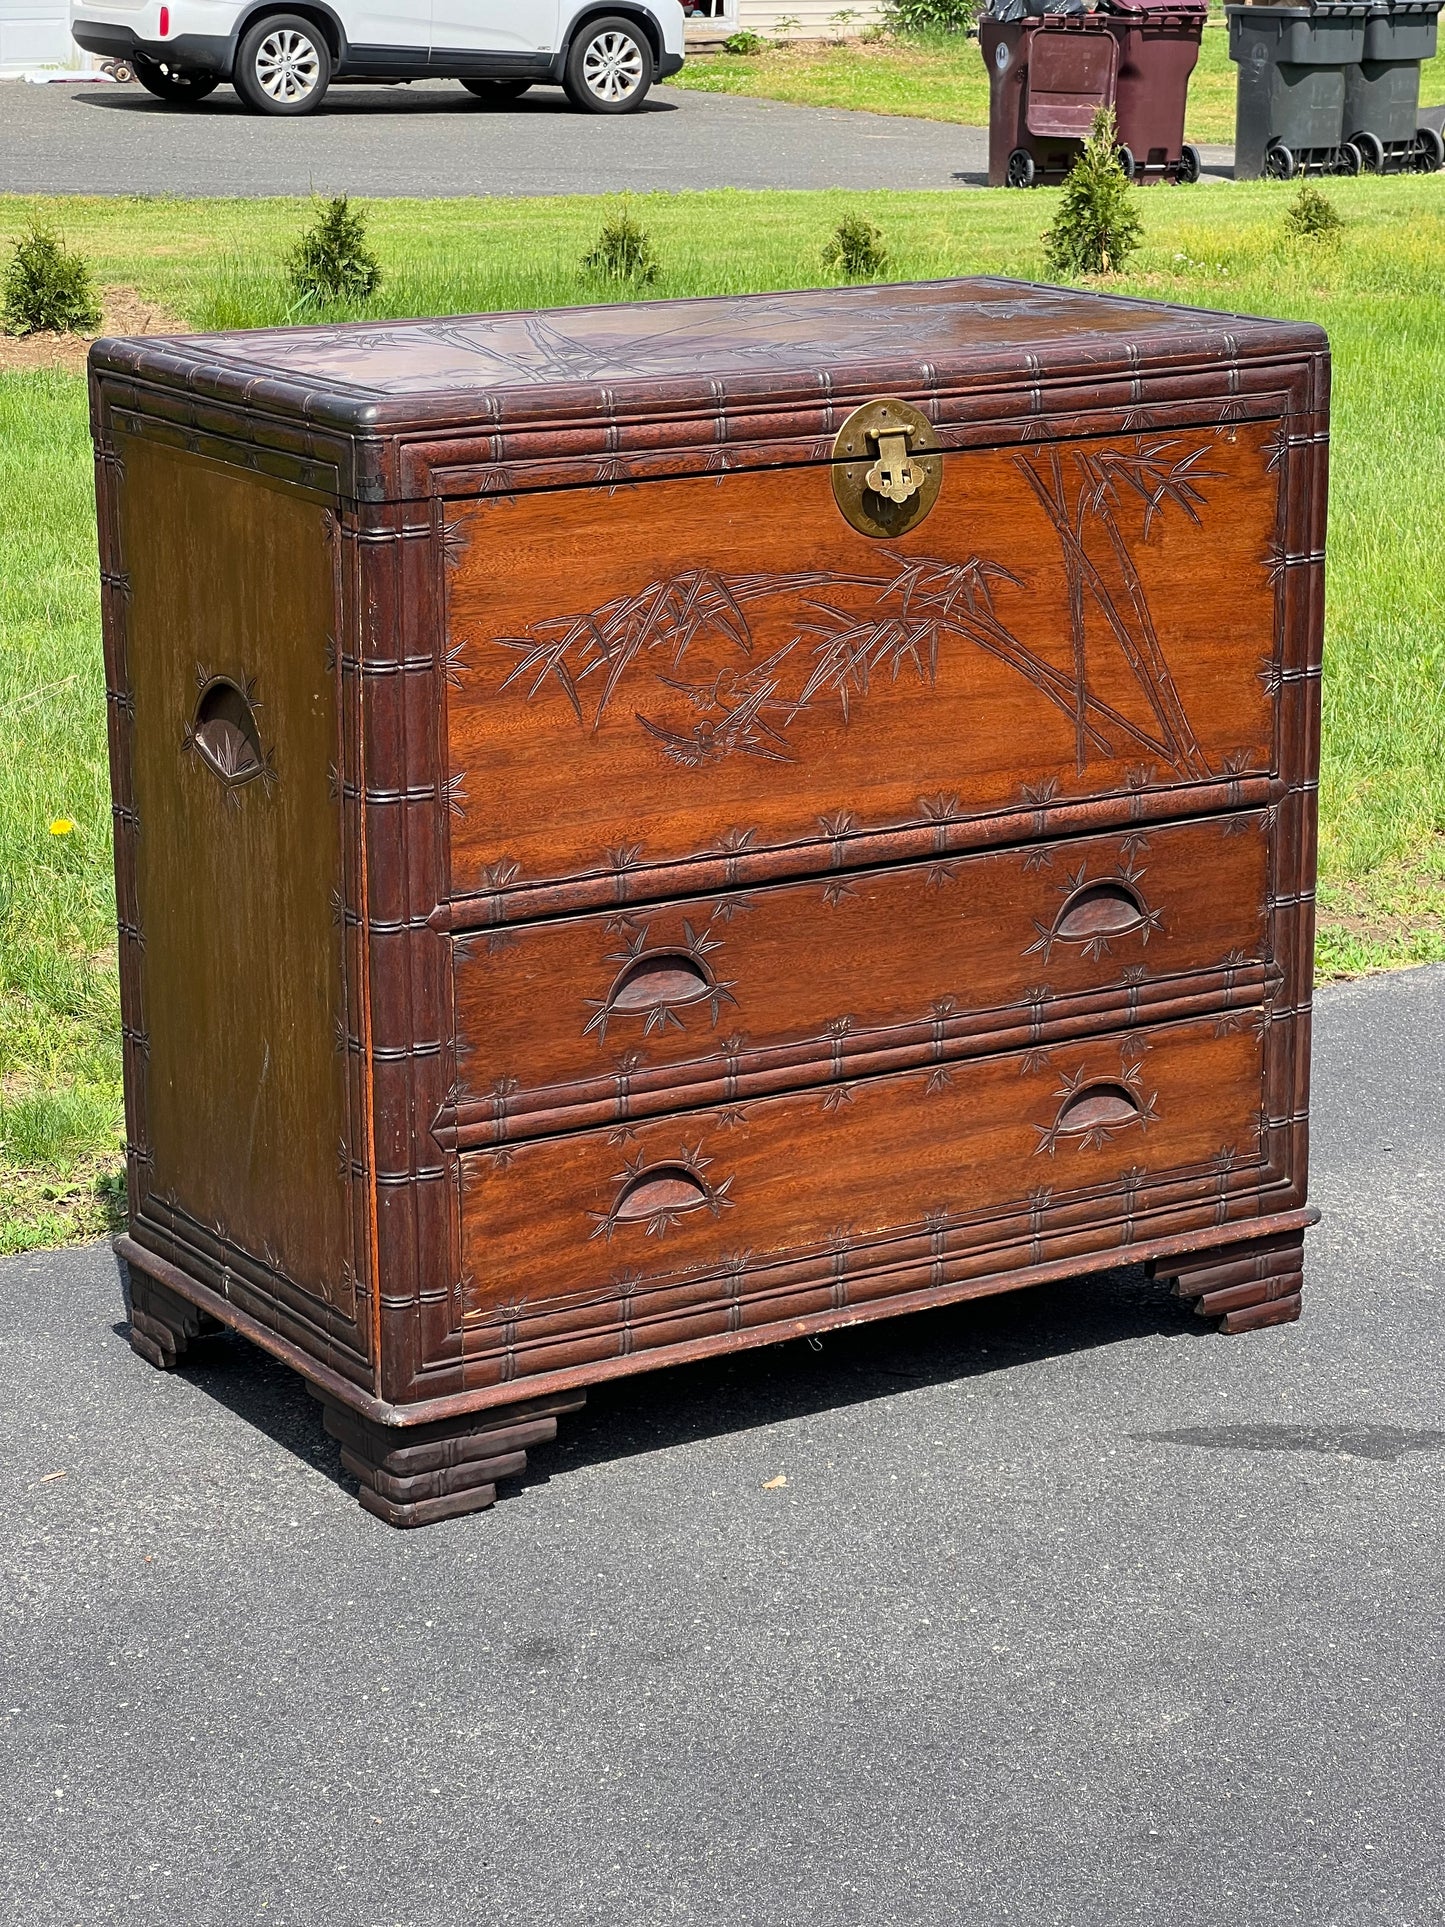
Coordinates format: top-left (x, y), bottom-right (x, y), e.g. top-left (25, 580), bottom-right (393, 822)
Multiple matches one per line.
top-left (831, 398), bottom-right (943, 539)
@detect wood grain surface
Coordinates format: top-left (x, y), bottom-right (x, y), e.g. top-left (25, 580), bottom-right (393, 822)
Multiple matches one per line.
top-left (444, 425), bottom-right (1279, 913)
top-left (116, 440), bottom-right (355, 1313)
top-left (458, 1011), bottom-right (1270, 1321)
top-left (449, 811), bottom-right (1272, 1142)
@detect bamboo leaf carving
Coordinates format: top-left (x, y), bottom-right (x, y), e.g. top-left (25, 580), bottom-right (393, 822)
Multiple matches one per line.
top-left (487, 434), bottom-right (1222, 775)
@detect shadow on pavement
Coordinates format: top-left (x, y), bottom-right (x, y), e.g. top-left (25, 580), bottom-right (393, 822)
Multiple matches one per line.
top-left (73, 84), bottom-right (678, 117)
top-left (109, 1255), bottom-right (1206, 1502)
top-left (1134, 1420), bottom-right (1445, 1460)
top-left (565, 1264), bottom-right (1205, 1474)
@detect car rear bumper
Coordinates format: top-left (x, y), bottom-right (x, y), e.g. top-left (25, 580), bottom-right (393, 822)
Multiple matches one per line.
top-left (72, 21), bottom-right (231, 70)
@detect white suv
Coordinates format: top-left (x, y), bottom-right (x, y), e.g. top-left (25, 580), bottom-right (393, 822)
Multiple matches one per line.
top-left (71, 0), bottom-right (684, 114)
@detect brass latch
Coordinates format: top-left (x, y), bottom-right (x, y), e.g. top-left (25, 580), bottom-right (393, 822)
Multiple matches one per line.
top-left (831, 398), bottom-right (943, 539)
top-left (865, 424), bottom-right (926, 505)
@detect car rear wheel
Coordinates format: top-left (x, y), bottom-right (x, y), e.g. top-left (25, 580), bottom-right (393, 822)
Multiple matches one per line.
top-left (563, 16), bottom-right (652, 114)
top-left (460, 77), bottom-right (533, 101)
top-left (133, 57), bottom-right (220, 102)
top-left (233, 14), bottom-right (331, 116)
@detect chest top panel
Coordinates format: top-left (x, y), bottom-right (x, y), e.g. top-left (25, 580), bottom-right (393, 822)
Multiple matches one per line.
top-left (90, 278), bottom-right (1325, 446)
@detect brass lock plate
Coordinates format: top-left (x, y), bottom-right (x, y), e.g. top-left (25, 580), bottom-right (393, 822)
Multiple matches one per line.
top-left (831, 398), bottom-right (943, 540)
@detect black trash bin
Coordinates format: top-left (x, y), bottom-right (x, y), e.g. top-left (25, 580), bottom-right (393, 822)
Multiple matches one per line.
top-left (1227, 0), bottom-right (1369, 178)
top-left (1343, 0), bottom-right (1444, 170)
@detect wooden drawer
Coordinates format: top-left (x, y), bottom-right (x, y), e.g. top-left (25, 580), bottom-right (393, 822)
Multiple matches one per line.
top-left (444, 420), bottom-right (1280, 923)
top-left (457, 1011), bottom-right (1272, 1339)
top-left (446, 812), bottom-right (1271, 1144)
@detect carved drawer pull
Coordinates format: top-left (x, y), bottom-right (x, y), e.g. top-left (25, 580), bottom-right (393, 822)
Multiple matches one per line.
top-left (186, 676), bottom-right (266, 790)
top-left (1053, 1083), bottom-right (1143, 1135)
top-left (1055, 880), bottom-right (1148, 941)
top-left (1026, 871), bottom-right (1161, 962)
top-left (590, 1147), bottom-right (735, 1240)
top-left (613, 1166), bottom-right (711, 1223)
top-left (609, 951), bottom-right (713, 1013)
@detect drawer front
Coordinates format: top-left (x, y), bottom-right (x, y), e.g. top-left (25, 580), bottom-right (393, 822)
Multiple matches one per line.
top-left (444, 420), bottom-right (1280, 918)
top-left (449, 812), bottom-right (1272, 1143)
top-left (458, 1012), bottom-right (1271, 1336)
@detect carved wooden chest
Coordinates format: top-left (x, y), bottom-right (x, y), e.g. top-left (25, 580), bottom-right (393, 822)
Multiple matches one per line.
top-left (93, 279), bottom-right (1325, 1527)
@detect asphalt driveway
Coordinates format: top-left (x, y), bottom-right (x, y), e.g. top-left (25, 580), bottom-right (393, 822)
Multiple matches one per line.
top-left (2, 961), bottom-right (1442, 1926)
top-left (0, 76), bottom-right (1234, 195)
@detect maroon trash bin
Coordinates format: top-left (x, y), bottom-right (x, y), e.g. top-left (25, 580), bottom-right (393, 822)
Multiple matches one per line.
top-left (982, 15), bottom-right (1120, 185)
top-left (1106, 0), bottom-right (1208, 180)
top-left (982, 1), bottom-right (1206, 186)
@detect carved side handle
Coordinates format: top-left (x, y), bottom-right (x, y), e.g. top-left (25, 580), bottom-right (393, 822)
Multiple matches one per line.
top-left (186, 676), bottom-right (266, 790)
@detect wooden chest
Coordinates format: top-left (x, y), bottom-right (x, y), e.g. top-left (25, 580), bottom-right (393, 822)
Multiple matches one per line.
top-left (92, 279), bottom-right (1326, 1528)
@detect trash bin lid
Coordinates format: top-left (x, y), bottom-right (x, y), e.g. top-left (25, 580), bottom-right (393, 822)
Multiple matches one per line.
top-left (1097, 0), bottom-right (1208, 14)
top-left (1025, 25), bottom-right (1120, 134)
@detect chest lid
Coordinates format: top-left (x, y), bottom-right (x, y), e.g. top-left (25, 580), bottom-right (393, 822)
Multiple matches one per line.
top-left (90, 278), bottom-right (1325, 501)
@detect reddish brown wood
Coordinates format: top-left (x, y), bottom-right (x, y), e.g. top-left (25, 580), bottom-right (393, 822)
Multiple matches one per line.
top-left (1156, 1230), bottom-right (1306, 1331)
top-left (123, 1260), bottom-right (225, 1370)
top-left (310, 1385), bottom-right (586, 1526)
top-left (91, 277), bottom-right (1327, 1527)
top-left (449, 812), bottom-right (1272, 1142)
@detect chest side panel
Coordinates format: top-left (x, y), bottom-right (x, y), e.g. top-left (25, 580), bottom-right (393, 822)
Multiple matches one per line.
top-left (444, 422), bottom-right (1279, 911)
top-left (119, 439), bottom-right (355, 1314)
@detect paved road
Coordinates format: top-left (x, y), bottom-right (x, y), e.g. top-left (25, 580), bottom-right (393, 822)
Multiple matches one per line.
top-left (2, 963), bottom-right (1442, 1925)
top-left (1, 76), bottom-right (1234, 195)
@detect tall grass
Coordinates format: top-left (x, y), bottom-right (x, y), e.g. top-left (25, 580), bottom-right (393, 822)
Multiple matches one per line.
top-left (0, 179), bottom-right (1442, 1247)
top-left (0, 370), bottom-right (123, 1248)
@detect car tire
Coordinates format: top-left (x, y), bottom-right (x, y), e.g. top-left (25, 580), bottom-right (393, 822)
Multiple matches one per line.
top-left (133, 57), bottom-right (220, 102)
top-left (460, 77), bottom-right (533, 101)
top-left (563, 15), bottom-right (653, 114)
top-left (232, 13), bottom-right (332, 116)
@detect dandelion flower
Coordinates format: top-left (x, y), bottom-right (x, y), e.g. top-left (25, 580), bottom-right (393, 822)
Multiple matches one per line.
top-left (48, 819), bottom-right (73, 836)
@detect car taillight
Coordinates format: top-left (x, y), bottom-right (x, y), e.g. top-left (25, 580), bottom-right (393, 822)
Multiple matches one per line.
top-left (158, 4), bottom-right (170, 30)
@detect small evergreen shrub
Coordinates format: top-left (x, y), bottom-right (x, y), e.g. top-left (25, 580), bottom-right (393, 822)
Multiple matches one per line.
top-left (581, 204), bottom-right (661, 285)
top-left (723, 28), bottom-right (765, 50)
top-left (1, 226), bottom-right (102, 337)
top-left (883, 0), bottom-right (977, 33)
top-left (1042, 109), bottom-right (1143, 277)
top-left (285, 195), bottom-right (382, 310)
top-left (822, 212), bottom-right (889, 281)
top-left (1284, 184), bottom-right (1343, 240)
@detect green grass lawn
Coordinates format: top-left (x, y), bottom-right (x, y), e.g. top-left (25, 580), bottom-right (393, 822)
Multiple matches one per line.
top-left (1, 177), bottom-right (1443, 1251)
top-left (671, 24), bottom-right (1445, 148)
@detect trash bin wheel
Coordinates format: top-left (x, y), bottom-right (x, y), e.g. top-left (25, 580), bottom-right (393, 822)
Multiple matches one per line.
top-left (1118, 144), bottom-right (1137, 181)
top-left (1006, 148), bottom-right (1036, 188)
top-left (1414, 125), bottom-right (1445, 173)
top-left (1335, 140), bottom-right (1364, 176)
top-left (1177, 143), bottom-right (1202, 185)
top-left (1351, 131), bottom-right (1385, 173)
top-left (1264, 142), bottom-right (1297, 181)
